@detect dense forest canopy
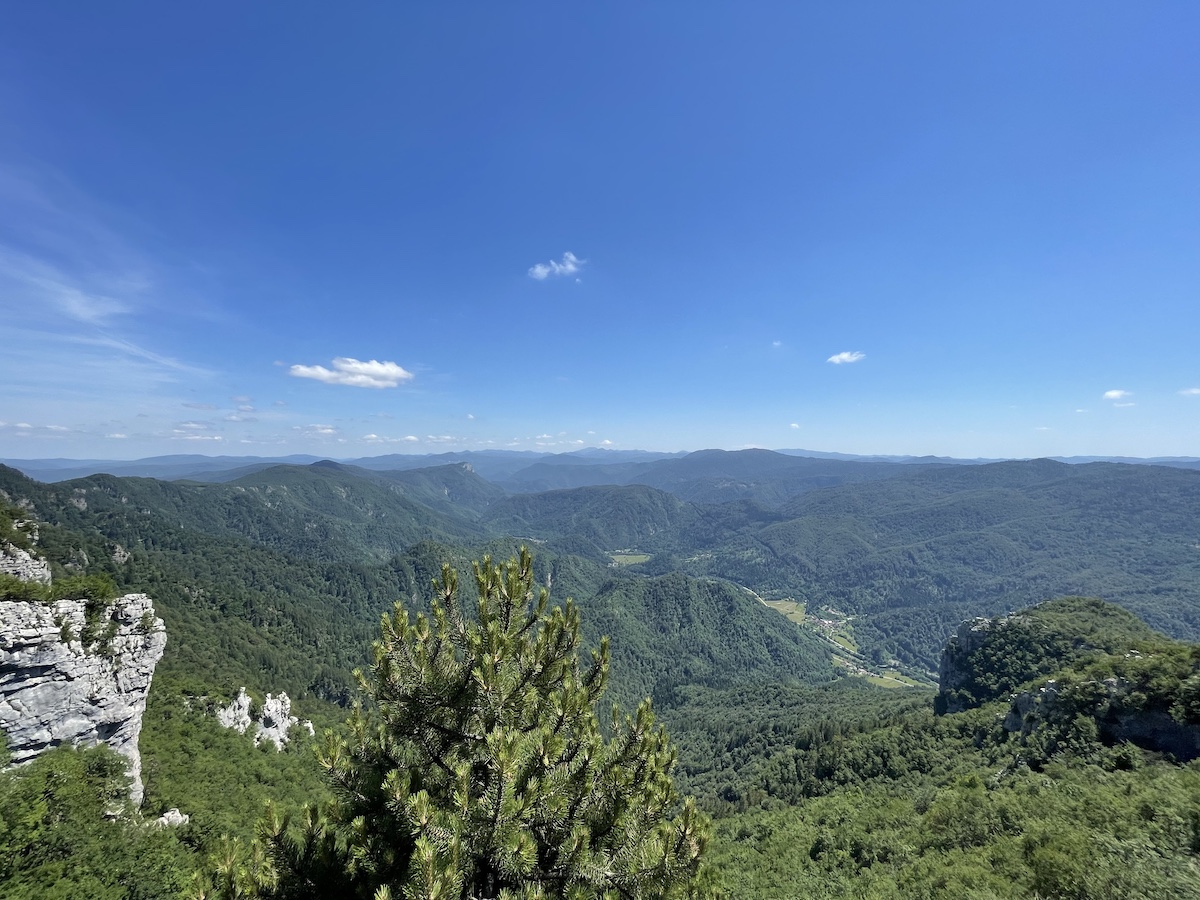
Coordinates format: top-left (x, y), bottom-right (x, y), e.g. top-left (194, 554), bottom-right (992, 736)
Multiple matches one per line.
top-left (2, 452), bottom-right (1200, 897)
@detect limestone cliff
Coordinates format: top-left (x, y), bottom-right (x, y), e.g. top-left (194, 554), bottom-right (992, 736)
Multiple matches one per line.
top-left (1002, 674), bottom-right (1200, 761)
top-left (0, 593), bottom-right (166, 804)
top-left (936, 615), bottom-right (1011, 714)
top-left (0, 542), bottom-right (52, 584)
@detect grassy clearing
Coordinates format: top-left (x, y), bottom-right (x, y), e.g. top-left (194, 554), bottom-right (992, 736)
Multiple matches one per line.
top-left (761, 598), bottom-right (806, 624)
top-left (865, 674), bottom-right (924, 689)
top-left (609, 553), bottom-right (651, 566)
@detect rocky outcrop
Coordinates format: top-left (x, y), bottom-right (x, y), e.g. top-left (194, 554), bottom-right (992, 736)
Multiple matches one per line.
top-left (936, 614), bottom-right (1024, 714)
top-left (1002, 679), bottom-right (1060, 735)
top-left (0, 593), bottom-right (166, 804)
top-left (0, 543), bottom-right (52, 584)
top-left (216, 686), bottom-right (253, 734)
top-left (153, 807), bottom-right (190, 828)
top-left (1003, 675), bottom-right (1200, 761)
top-left (217, 686), bottom-right (313, 750)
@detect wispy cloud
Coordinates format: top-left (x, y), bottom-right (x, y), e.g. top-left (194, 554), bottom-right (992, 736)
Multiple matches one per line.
top-left (289, 357), bottom-right (414, 388)
top-left (1103, 389), bottom-right (1132, 401)
top-left (0, 162), bottom-right (219, 457)
top-left (1180, 388), bottom-right (1200, 396)
top-left (303, 424), bottom-right (338, 436)
top-left (827, 350), bottom-right (865, 365)
top-left (0, 247), bottom-right (133, 324)
top-left (528, 251), bottom-right (584, 281)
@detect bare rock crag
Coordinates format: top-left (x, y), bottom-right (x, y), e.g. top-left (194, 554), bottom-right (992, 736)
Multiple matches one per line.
top-left (0, 593), bottom-right (166, 804)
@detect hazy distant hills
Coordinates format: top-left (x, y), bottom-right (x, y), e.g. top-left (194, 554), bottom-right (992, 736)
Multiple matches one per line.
top-left (8, 448), bottom-right (1198, 487)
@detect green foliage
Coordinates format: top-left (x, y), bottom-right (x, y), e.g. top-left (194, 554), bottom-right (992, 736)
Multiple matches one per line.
top-left (0, 572), bottom-right (47, 602)
top-left (580, 573), bottom-right (834, 709)
top-left (709, 747), bottom-right (1200, 899)
top-left (198, 550), bottom-right (711, 899)
top-left (936, 596), bottom-right (1159, 713)
top-left (138, 681), bottom-right (330, 852)
top-left (0, 500), bottom-right (37, 551)
top-left (0, 745), bottom-right (190, 899)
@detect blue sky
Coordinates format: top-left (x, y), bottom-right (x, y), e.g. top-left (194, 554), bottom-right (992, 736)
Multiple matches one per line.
top-left (2, 3), bottom-right (1198, 460)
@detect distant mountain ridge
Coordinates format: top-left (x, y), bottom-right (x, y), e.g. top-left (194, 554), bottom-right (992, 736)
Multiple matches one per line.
top-left (8, 448), bottom-right (1199, 485)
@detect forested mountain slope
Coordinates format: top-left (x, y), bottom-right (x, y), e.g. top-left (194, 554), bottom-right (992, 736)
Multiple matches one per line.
top-left (672, 459), bottom-right (1200, 670)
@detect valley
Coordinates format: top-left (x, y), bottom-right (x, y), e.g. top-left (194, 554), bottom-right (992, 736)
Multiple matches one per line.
top-left (3, 448), bottom-right (1200, 898)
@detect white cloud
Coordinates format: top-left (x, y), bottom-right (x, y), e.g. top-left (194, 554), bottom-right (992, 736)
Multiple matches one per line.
top-left (291, 424), bottom-right (338, 438)
top-left (403, 435), bottom-right (419, 442)
top-left (466, 413), bottom-right (475, 420)
top-left (600, 439), bottom-right (613, 446)
top-left (1103, 389), bottom-right (1132, 401)
top-left (289, 357), bottom-right (412, 388)
top-left (1075, 408), bottom-right (1088, 413)
top-left (772, 340), bottom-right (782, 348)
top-left (1180, 388), bottom-right (1200, 396)
top-left (106, 433), bottom-right (126, 439)
top-left (790, 423), bottom-right (800, 429)
top-left (1113, 402), bottom-right (1136, 408)
top-left (289, 357), bottom-right (414, 389)
top-left (528, 252), bottom-right (585, 281)
top-left (827, 350), bottom-right (865, 365)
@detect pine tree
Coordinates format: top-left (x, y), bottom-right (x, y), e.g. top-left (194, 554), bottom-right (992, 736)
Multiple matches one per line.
top-left (199, 549), bottom-right (710, 899)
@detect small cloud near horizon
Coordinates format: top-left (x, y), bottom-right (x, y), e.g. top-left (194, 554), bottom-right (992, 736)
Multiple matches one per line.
top-left (528, 252), bottom-right (584, 281)
top-left (294, 424), bottom-right (338, 436)
top-left (1103, 389), bottom-right (1132, 401)
top-left (827, 351), bottom-right (865, 365)
top-left (289, 357), bottom-right (414, 389)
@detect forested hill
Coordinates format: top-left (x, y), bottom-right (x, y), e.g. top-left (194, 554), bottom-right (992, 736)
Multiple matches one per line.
top-left (666, 459), bottom-right (1200, 670)
top-left (4, 454), bottom-right (1200, 682)
top-left (5, 452), bottom-right (1200, 898)
top-left (0, 463), bottom-right (834, 710)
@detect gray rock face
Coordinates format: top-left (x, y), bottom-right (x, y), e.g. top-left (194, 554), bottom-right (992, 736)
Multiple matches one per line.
top-left (0, 543), bottom-right (52, 584)
top-left (256, 692), bottom-right (296, 750)
top-left (937, 615), bottom-right (1021, 714)
top-left (1002, 679), bottom-right (1060, 734)
top-left (1003, 675), bottom-right (1200, 761)
top-left (216, 686), bottom-right (253, 734)
top-left (0, 593), bottom-right (166, 804)
top-left (154, 807), bottom-right (190, 828)
top-left (217, 686), bottom-right (313, 750)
